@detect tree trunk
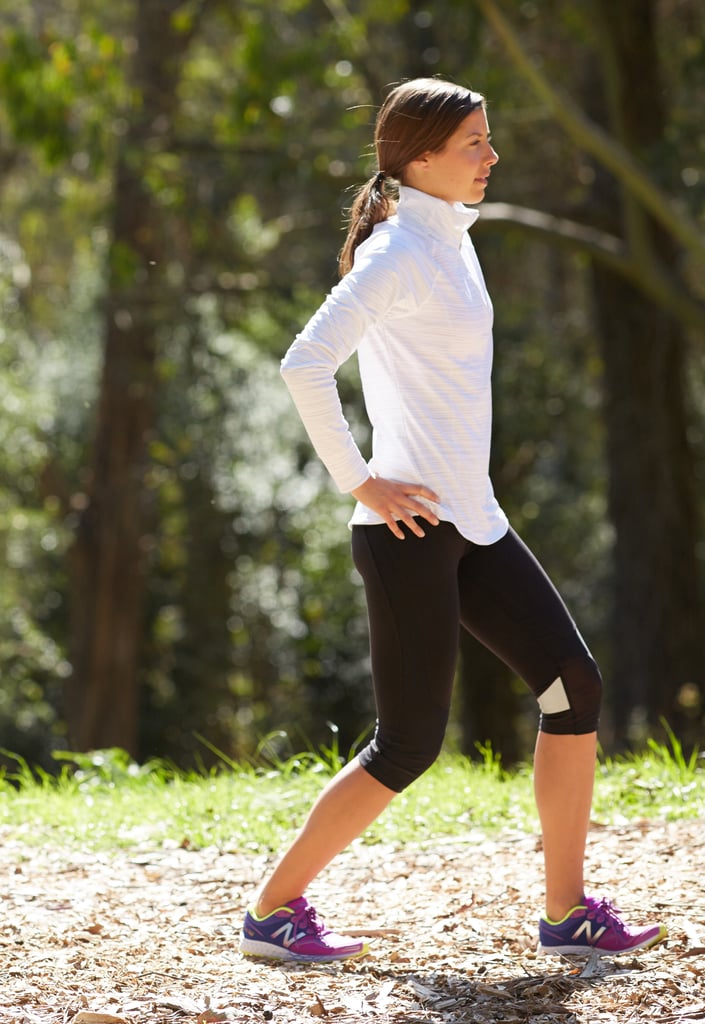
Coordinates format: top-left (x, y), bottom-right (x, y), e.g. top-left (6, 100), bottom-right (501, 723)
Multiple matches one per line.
top-left (588, 0), bottom-right (704, 747)
top-left (66, 0), bottom-right (197, 754)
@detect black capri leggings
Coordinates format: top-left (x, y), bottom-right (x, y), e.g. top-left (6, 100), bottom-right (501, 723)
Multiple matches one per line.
top-left (351, 521), bottom-right (602, 793)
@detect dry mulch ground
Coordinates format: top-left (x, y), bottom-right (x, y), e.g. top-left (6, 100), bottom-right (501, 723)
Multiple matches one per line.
top-left (1, 819), bottom-right (704, 1024)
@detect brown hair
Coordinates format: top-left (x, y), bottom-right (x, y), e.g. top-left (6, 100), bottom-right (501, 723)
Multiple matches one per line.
top-left (338, 78), bottom-right (485, 277)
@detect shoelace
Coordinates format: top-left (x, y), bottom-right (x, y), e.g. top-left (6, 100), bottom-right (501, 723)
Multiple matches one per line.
top-left (291, 903), bottom-right (325, 938)
top-left (587, 897), bottom-right (628, 937)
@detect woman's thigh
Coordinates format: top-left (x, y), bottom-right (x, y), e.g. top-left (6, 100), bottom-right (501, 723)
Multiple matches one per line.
top-left (458, 529), bottom-right (585, 671)
top-left (457, 527), bottom-right (601, 732)
top-left (352, 521), bottom-right (466, 723)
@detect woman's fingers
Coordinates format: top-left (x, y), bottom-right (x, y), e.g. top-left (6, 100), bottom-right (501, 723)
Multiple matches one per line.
top-left (351, 477), bottom-right (440, 539)
top-left (392, 483), bottom-right (439, 538)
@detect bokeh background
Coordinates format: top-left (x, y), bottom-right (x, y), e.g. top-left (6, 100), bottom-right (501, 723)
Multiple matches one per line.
top-left (1, 0), bottom-right (704, 770)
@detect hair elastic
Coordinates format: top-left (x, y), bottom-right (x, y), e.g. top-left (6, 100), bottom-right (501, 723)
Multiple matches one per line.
top-left (373, 170), bottom-right (387, 189)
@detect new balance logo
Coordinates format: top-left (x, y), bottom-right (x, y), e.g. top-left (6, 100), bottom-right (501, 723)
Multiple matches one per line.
top-left (572, 919), bottom-right (607, 945)
top-left (271, 922), bottom-right (304, 948)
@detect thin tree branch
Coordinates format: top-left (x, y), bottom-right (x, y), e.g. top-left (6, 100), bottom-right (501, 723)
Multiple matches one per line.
top-left (475, 0), bottom-right (705, 264)
top-left (477, 202), bottom-right (705, 334)
top-left (479, 202), bottom-right (624, 258)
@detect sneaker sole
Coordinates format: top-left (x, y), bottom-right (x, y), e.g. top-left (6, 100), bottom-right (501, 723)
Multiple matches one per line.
top-left (239, 936), bottom-right (369, 963)
top-left (538, 925), bottom-right (668, 957)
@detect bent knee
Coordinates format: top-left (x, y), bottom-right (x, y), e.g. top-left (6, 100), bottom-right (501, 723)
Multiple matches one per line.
top-left (359, 729), bottom-right (445, 792)
top-left (537, 654), bottom-right (602, 735)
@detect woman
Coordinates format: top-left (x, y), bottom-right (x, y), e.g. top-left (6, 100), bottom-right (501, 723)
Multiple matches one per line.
top-left (239, 77), bottom-right (666, 962)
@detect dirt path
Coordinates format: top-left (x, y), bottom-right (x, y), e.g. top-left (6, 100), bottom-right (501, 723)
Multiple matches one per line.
top-left (1, 819), bottom-right (703, 1023)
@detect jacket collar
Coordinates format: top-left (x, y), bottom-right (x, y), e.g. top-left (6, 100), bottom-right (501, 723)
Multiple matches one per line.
top-left (396, 185), bottom-right (479, 247)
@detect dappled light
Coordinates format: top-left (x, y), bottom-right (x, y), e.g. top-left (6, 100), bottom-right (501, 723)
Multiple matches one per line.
top-left (0, 0), bottom-right (704, 772)
top-left (0, 748), bottom-right (703, 1022)
top-left (1, 5), bottom-right (704, 1023)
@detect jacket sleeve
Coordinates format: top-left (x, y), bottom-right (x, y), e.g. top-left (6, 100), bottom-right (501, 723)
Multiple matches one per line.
top-left (281, 240), bottom-right (413, 493)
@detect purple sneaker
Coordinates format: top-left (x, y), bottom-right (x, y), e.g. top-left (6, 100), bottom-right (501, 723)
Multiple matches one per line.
top-left (539, 896), bottom-right (667, 956)
top-left (239, 896), bottom-right (369, 962)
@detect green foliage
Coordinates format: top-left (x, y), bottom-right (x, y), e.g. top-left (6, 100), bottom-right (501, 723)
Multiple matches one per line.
top-left (0, 0), bottom-right (703, 769)
top-left (0, 30), bottom-right (75, 163)
top-left (0, 745), bottom-right (702, 855)
top-left (0, 22), bottom-right (127, 168)
top-left (646, 721), bottom-right (702, 779)
top-left (595, 732), bottom-right (705, 822)
top-left (138, 313), bottom-right (373, 765)
top-left (0, 259), bottom-right (72, 763)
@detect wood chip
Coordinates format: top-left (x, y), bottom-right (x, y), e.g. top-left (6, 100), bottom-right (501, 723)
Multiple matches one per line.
top-left (2, 819), bottom-right (703, 1024)
top-left (69, 1013), bottom-right (131, 1024)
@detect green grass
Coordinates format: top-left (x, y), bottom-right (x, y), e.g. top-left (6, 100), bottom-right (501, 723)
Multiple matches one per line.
top-left (0, 736), bottom-right (703, 856)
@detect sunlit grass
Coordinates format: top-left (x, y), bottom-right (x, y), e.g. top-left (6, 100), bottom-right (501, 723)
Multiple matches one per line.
top-left (0, 733), bottom-right (702, 855)
top-left (594, 725), bottom-right (705, 824)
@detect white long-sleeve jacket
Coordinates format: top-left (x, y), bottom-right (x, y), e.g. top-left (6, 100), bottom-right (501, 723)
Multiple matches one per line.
top-left (281, 185), bottom-right (508, 545)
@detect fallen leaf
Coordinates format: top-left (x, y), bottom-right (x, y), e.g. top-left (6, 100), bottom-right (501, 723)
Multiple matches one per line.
top-left (308, 994), bottom-right (327, 1017)
top-left (69, 1013), bottom-right (130, 1024)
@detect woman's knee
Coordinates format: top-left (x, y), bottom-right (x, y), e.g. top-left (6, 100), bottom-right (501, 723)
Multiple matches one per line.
top-left (537, 654), bottom-right (602, 735)
top-left (358, 724), bottom-right (446, 792)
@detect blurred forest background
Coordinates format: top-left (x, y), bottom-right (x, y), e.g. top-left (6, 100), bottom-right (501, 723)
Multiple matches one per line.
top-left (1, 0), bottom-right (704, 772)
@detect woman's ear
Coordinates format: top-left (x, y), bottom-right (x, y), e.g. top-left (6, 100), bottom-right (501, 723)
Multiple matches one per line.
top-left (404, 151), bottom-right (433, 189)
top-left (409, 150), bottom-right (433, 169)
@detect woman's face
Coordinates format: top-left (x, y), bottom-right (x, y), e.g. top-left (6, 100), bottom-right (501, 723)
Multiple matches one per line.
top-left (405, 107), bottom-right (498, 205)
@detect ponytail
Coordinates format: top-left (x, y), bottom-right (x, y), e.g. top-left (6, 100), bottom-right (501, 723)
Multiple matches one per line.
top-left (337, 79), bottom-right (485, 278)
top-left (338, 171), bottom-right (395, 278)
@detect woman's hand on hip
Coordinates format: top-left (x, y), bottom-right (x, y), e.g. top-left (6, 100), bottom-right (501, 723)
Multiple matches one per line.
top-left (351, 475), bottom-right (440, 539)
